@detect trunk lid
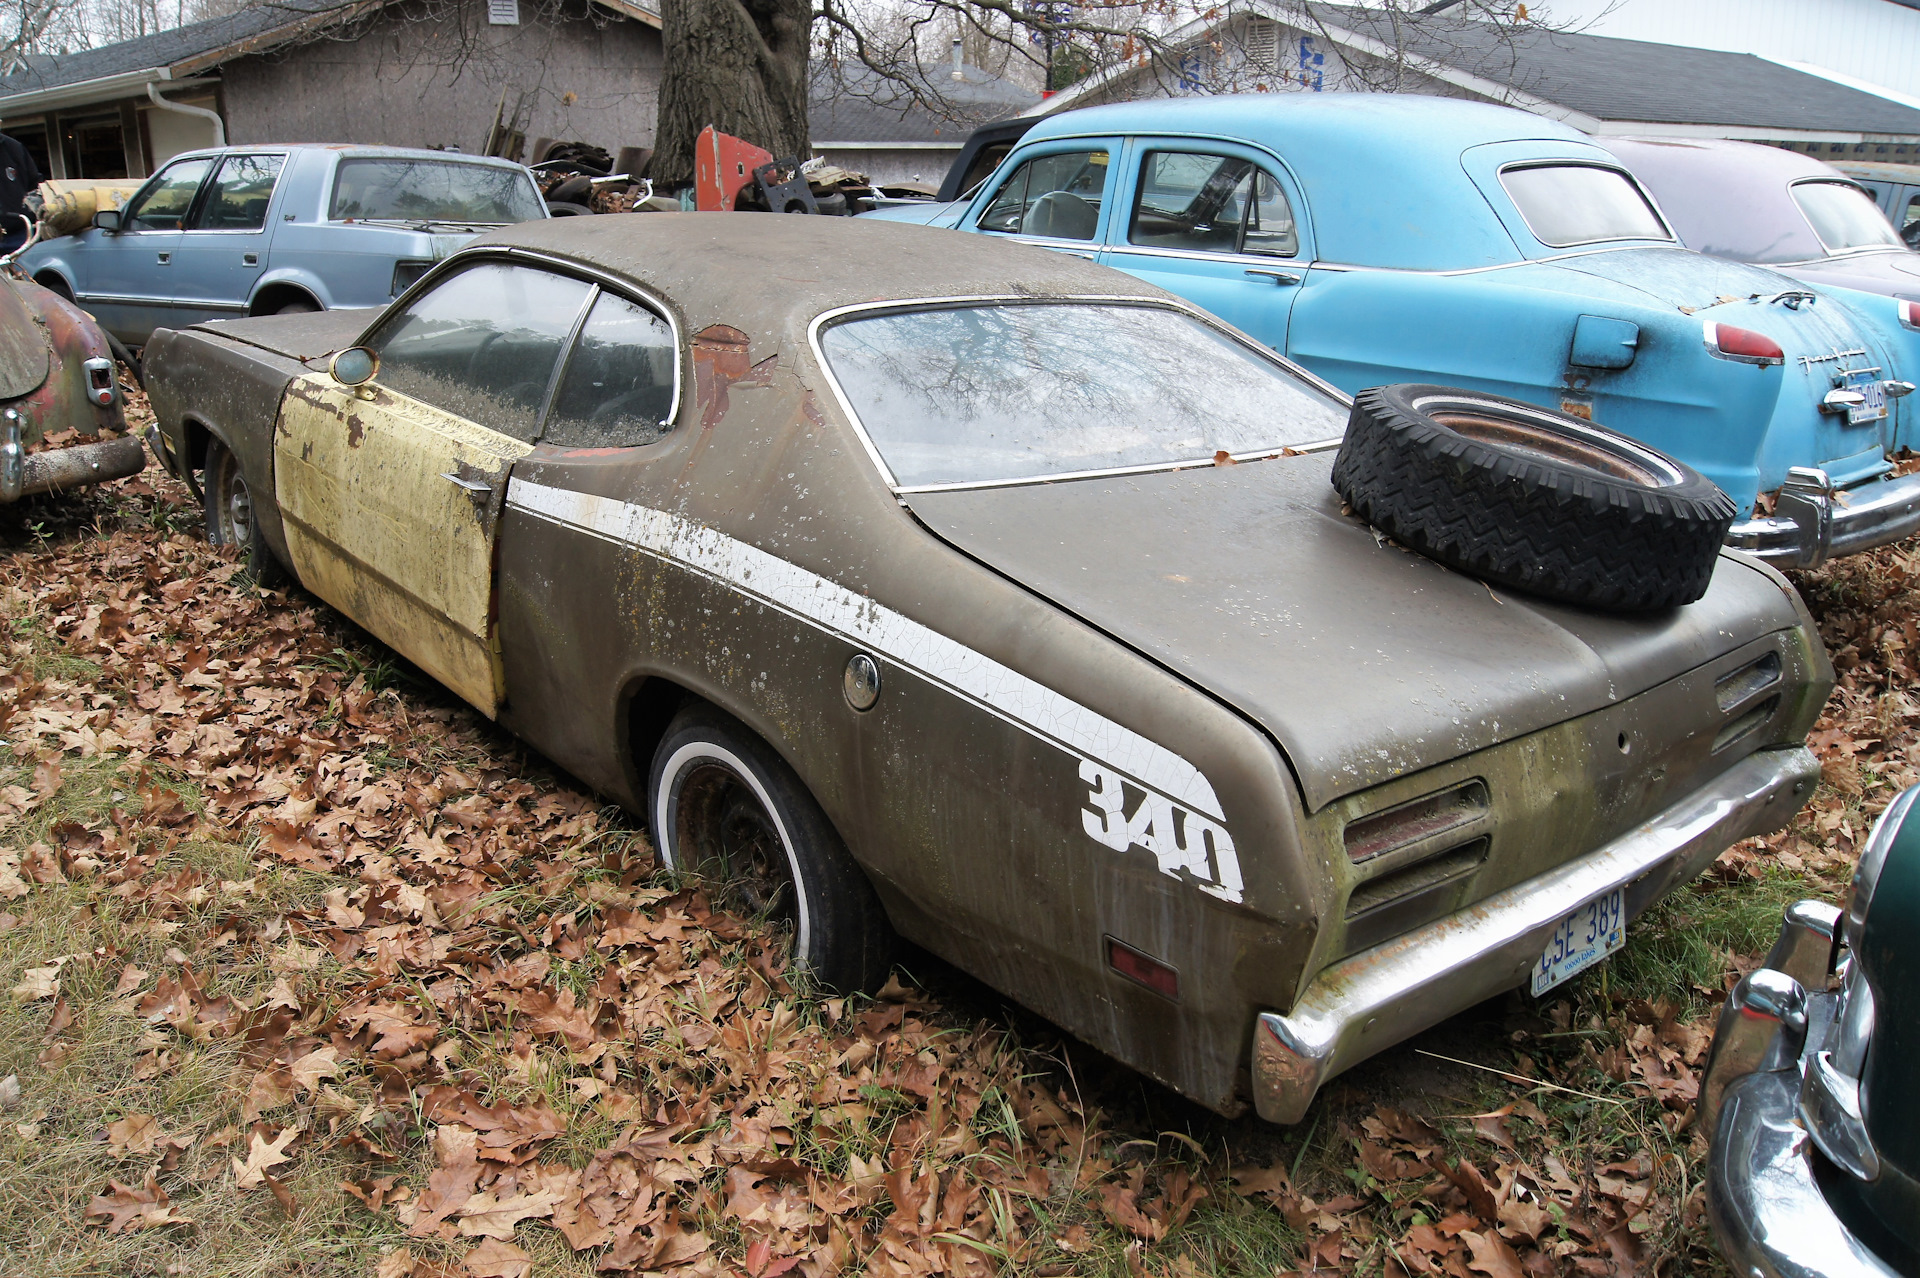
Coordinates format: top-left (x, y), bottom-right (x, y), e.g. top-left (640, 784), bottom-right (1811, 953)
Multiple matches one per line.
top-left (190, 310), bottom-right (372, 362)
top-left (907, 454), bottom-right (1798, 811)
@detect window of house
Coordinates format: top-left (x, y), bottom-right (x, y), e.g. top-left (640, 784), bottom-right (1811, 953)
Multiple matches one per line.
top-left (123, 157), bottom-right (213, 231)
top-left (542, 292), bottom-right (678, 448)
top-left (367, 262), bottom-right (593, 442)
top-left (978, 150), bottom-right (1108, 240)
top-left (194, 154), bottom-right (285, 230)
top-left (1129, 151), bottom-right (1297, 256)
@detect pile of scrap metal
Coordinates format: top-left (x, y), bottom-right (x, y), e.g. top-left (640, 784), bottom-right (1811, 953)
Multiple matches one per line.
top-left (529, 127), bottom-right (930, 218)
top-left (0, 225), bottom-right (141, 504)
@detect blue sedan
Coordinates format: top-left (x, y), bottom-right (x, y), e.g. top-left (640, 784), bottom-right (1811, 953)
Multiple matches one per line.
top-left (23, 144), bottom-right (547, 346)
top-left (868, 95), bottom-right (1920, 568)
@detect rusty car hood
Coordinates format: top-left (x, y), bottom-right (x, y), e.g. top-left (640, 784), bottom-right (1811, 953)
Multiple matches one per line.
top-left (905, 454), bottom-right (1800, 811)
top-left (191, 310), bottom-right (372, 362)
top-left (0, 276), bottom-right (50, 401)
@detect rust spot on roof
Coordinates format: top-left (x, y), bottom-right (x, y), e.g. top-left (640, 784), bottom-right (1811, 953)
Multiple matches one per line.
top-left (691, 324), bottom-right (776, 431)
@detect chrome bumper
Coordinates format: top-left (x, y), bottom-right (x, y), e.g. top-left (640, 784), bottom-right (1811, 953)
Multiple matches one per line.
top-left (1250, 746), bottom-right (1818, 1124)
top-left (1726, 466), bottom-right (1920, 568)
top-left (0, 410), bottom-right (146, 503)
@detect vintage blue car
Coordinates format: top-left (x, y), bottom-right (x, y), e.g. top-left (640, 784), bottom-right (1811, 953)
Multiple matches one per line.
top-left (22, 144), bottom-right (547, 346)
top-left (868, 95), bottom-right (1920, 568)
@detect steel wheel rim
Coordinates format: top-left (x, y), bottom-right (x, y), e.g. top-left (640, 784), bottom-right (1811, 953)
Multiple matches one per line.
top-left (1412, 393), bottom-right (1688, 489)
top-left (670, 759), bottom-right (797, 932)
top-left (219, 453), bottom-right (255, 545)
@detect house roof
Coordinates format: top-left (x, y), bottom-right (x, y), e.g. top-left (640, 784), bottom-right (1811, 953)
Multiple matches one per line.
top-left (810, 61), bottom-right (1040, 146)
top-left (1341, 6), bottom-right (1920, 135)
top-left (1039, 2), bottom-right (1920, 140)
top-left (0, 0), bottom-right (659, 109)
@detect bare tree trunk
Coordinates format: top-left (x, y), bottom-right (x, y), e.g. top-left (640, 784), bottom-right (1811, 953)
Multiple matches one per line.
top-left (654, 0), bottom-right (810, 186)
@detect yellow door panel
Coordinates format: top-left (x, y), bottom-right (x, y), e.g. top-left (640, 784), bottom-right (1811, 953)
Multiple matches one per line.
top-left (272, 373), bottom-right (530, 717)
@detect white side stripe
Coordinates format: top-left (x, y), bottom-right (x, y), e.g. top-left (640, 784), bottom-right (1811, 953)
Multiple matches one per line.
top-left (506, 479), bottom-right (1226, 822)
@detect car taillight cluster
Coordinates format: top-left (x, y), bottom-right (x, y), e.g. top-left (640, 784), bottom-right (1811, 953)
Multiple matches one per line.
top-left (1899, 299), bottom-right (1920, 331)
top-left (1702, 321), bottom-right (1785, 366)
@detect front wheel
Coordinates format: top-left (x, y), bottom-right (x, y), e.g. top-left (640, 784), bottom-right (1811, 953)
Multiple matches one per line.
top-left (649, 703), bottom-right (893, 992)
top-left (274, 298), bottom-right (320, 315)
top-left (203, 436), bottom-right (286, 587)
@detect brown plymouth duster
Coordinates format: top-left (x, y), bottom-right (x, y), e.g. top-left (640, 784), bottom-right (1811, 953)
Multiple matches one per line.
top-left (144, 215), bottom-right (1828, 1122)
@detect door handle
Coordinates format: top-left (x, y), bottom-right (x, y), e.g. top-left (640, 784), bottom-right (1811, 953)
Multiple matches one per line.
top-left (1245, 268), bottom-right (1300, 285)
top-left (441, 472), bottom-right (492, 494)
top-left (243, 252), bottom-right (258, 266)
top-left (156, 251), bottom-right (171, 264)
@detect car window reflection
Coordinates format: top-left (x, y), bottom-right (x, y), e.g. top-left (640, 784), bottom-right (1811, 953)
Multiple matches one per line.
top-left (820, 302), bottom-right (1345, 488)
top-left (366, 262), bottom-right (593, 441)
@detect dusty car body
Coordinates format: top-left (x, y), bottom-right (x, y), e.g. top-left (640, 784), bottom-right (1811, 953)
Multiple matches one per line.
top-left (867, 95), bottom-right (1920, 569)
top-left (144, 215), bottom-right (1828, 1121)
top-left (1703, 785), bottom-right (1920, 1277)
top-left (1607, 138), bottom-right (1920, 443)
top-left (0, 268), bottom-right (140, 503)
top-left (20, 145), bottom-right (547, 347)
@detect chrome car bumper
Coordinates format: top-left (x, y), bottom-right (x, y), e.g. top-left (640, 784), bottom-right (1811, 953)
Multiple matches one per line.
top-left (1726, 466), bottom-right (1920, 569)
top-left (1250, 746), bottom-right (1819, 1124)
top-left (1703, 903), bottom-right (1899, 1278)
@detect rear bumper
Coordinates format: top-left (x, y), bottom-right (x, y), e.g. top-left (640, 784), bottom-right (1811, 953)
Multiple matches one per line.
top-left (0, 411), bottom-right (146, 503)
top-left (1726, 467), bottom-right (1920, 568)
top-left (1250, 745), bottom-right (1818, 1124)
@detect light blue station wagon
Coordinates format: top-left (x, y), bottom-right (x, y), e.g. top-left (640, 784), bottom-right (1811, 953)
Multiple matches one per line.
top-left (868, 95), bottom-right (1920, 568)
top-left (23, 144), bottom-right (547, 348)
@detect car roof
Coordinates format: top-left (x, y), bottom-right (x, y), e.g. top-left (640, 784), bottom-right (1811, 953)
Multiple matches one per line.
top-left (468, 213), bottom-right (1174, 349)
top-left (1018, 93), bottom-right (1613, 269)
top-left (1606, 137), bottom-right (1861, 264)
top-left (164, 143), bottom-right (530, 169)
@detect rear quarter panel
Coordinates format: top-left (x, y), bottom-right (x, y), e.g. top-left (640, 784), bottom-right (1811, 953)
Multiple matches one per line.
top-left (145, 326), bottom-right (303, 567)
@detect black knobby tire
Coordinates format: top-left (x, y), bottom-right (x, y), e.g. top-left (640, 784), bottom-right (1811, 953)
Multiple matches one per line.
top-left (649, 703), bottom-right (893, 992)
top-left (203, 436), bottom-right (288, 587)
top-left (1330, 384), bottom-right (1736, 612)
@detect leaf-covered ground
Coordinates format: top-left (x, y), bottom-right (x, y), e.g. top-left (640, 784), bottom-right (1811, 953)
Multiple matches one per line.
top-left (2, 416), bottom-right (1913, 1277)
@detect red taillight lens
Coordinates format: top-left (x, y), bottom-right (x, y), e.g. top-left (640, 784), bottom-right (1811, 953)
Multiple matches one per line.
top-left (1900, 299), bottom-right (1920, 331)
top-left (1106, 937), bottom-right (1179, 1000)
top-left (1704, 321), bottom-right (1785, 365)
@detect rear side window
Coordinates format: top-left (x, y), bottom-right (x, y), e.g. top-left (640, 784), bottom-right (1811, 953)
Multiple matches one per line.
top-left (978, 150), bottom-right (1108, 240)
top-left (1499, 165), bottom-right (1669, 247)
top-left (542, 292), bottom-right (677, 448)
top-left (367, 262), bottom-right (593, 441)
top-left (124, 158), bottom-right (211, 231)
top-left (194, 154), bottom-right (284, 230)
top-left (1792, 181), bottom-right (1904, 253)
top-left (330, 158), bottom-right (546, 225)
top-left (1130, 151), bottom-right (1297, 257)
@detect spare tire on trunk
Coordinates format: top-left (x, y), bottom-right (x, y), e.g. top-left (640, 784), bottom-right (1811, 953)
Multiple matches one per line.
top-left (1331, 384), bottom-right (1736, 612)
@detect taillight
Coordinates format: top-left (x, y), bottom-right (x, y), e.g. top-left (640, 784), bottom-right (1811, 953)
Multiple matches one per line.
top-left (1703, 321), bottom-right (1785, 365)
top-left (1899, 299), bottom-right (1920, 331)
top-left (1106, 936), bottom-right (1178, 1000)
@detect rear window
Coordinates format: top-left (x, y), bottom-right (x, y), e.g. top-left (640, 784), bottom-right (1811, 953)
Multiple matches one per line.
top-left (330, 158), bottom-right (545, 225)
top-left (1499, 165), bottom-right (1669, 247)
top-left (1792, 181), bottom-right (1904, 253)
top-left (818, 303), bottom-right (1346, 490)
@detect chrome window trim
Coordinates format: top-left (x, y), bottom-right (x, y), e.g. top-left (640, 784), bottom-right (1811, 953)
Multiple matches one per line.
top-left (805, 293), bottom-right (1348, 495)
top-left (1104, 242), bottom-right (1300, 267)
top-left (1494, 160), bottom-right (1675, 249)
top-left (353, 246), bottom-right (684, 440)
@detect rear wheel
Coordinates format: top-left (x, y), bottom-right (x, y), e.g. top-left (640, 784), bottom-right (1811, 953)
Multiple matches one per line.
top-left (274, 298), bottom-right (320, 315)
top-left (649, 703), bottom-right (893, 992)
top-left (203, 436), bottom-right (286, 587)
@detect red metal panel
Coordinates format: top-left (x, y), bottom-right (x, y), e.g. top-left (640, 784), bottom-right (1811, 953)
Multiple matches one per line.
top-left (694, 125), bottom-right (774, 212)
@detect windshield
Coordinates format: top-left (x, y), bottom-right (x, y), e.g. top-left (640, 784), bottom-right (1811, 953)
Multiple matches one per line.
top-left (330, 158), bottom-right (545, 224)
top-left (819, 303), bottom-right (1346, 489)
top-left (1792, 181), bottom-right (1904, 253)
top-left (1499, 165), bottom-right (1670, 247)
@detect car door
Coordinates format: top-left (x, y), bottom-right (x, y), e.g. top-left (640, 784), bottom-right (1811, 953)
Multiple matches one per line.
top-left (82, 155), bottom-right (213, 341)
top-left (272, 259), bottom-right (595, 715)
top-left (1097, 141), bottom-right (1306, 350)
top-left (167, 152), bottom-right (286, 325)
top-left (961, 140), bottom-right (1120, 260)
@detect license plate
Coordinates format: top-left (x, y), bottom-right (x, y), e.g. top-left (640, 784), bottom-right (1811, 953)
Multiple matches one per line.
top-left (1531, 888), bottom-right (1625, 995)
top-left (1845, 371), bottom-right (1889, 425)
